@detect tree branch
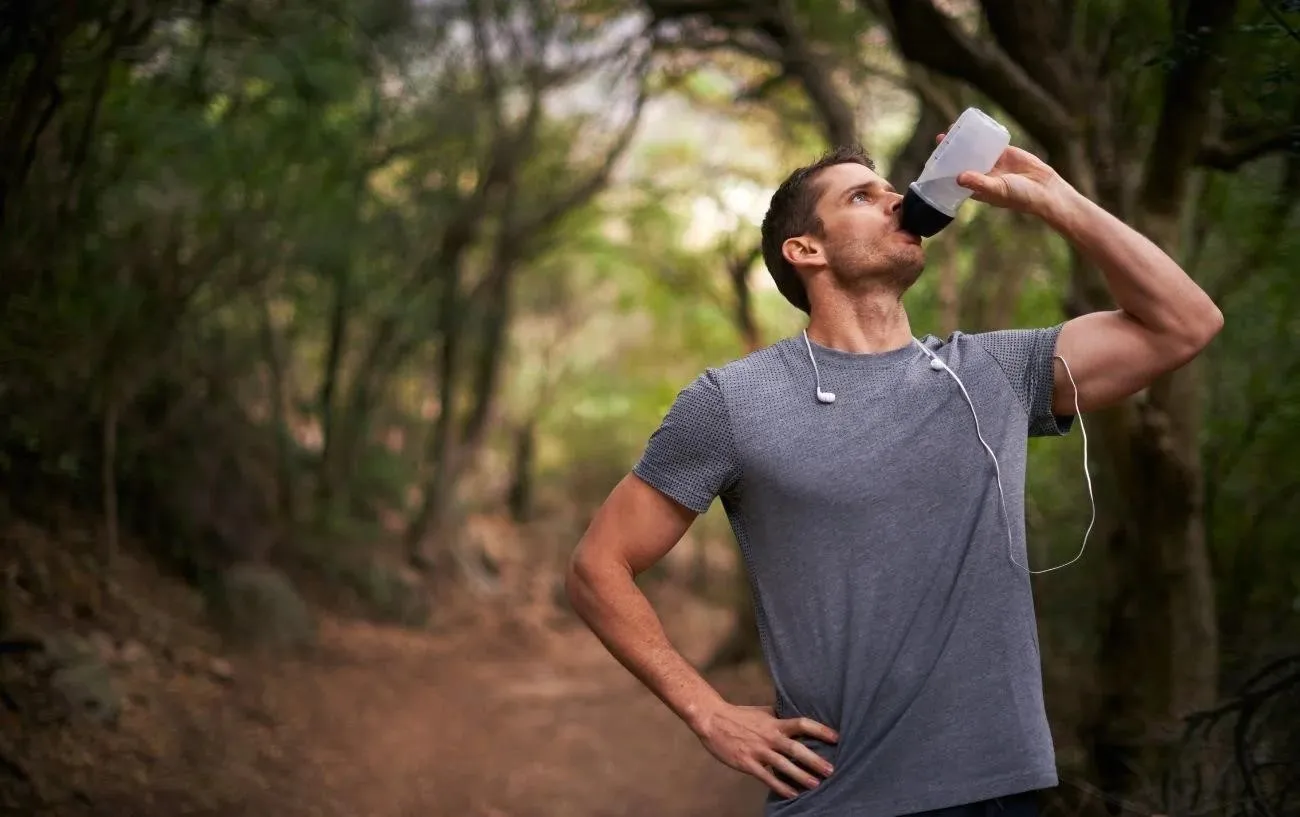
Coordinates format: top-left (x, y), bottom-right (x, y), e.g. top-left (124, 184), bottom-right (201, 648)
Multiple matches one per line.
top-left (735, 70), bottom-right (789, 103)
top-left (976, 0), bottom-right (1073, 105)
top-left (1137, 0), bottom-right (1241, 215)
top-left (877, 0), bottom-right (1077, 150)
top-left (1198, 109), bottom-right (1300, 171)
top-left (772, 0), bottom-right (858, 146)
top-left (1198, 130), bottom-right (1300, 170)
top-left (1208, 149), bottom-right (1300, 304)
top-left (523, 56), bottom-right (651, 237)
top-left (649, 0), bottom-right (859, 146)
top-left (655, 23), bottom-right (783, 62)
top-left (1261, 0), bottom-right (1300, 44)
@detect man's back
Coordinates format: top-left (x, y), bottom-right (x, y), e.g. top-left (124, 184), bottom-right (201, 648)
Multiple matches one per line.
top-left (633, 328), bottom-right (1070, 815)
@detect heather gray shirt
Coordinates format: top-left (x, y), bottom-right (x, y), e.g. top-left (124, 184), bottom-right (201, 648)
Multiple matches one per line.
top-left (633, 327), bottom-right (1073, 817)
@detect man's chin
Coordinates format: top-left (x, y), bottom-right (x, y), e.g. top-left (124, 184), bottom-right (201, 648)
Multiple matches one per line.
top-left (885, 249), bottom-right (926, 291)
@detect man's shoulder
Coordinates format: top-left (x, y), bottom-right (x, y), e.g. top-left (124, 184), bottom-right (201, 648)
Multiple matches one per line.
top-left (668, 338), bottom-right (800, 416)
top-left (929, 326), bottom-right (1064, 363)
top-left (703, 336), bottom-right (799, 390)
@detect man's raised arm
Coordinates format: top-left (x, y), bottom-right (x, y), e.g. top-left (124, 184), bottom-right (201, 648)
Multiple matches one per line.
top-left (1041, 191), bottom-right (1223, 415)
top-left (956, 146), bottom-right (1223, 415)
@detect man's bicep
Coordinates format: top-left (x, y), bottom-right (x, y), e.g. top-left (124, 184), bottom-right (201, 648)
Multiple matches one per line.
top-left (574, 473), bottom-right (699, 576)
top-left (1052, 310), bottom-right (1175, 415)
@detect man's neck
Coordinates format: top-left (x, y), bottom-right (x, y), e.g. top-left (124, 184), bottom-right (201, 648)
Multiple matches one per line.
top-left (805, 291), bottom-right (914, 354)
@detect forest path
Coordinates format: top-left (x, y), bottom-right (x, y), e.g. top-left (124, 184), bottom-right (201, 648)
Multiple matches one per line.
top-left (238, 588), bottom-right (769, 817)
top-left (3, 518), bottom-right (771, 817)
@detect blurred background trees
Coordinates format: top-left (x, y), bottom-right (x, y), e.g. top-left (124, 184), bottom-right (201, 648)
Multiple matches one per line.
top-left (1, 1), bottom-right (1297, 815)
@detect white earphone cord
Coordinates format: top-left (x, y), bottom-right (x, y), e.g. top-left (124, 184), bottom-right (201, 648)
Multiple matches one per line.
top-left (938, 351), bottom-right (1092, 575)
top-left (803, 330), bottom-right (836, 403)
top-left (803, 330), bottom-right (1094, 574)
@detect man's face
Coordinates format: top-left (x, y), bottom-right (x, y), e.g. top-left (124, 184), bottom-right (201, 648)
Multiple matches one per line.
top-left (786, 162), bottom-right (926, 296)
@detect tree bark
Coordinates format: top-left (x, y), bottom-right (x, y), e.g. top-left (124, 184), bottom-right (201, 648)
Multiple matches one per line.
top-left (506, 420), bottom-right (535, 523)
top-left (260, 293), bottom-right (296, 525)
top-left (101, 391), bottom-right (119, 576)
top-left (727, 243), bottom-right (763, 352)
top-left (314, 261), bottom-right (350, 507)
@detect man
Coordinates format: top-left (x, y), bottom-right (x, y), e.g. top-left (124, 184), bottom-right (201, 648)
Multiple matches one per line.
top-left (565, 139), bottom-right (1222, 816)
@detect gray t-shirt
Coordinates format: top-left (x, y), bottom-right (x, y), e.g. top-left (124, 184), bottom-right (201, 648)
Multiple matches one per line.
top-left (633, 326), bottom-right (1073, 817)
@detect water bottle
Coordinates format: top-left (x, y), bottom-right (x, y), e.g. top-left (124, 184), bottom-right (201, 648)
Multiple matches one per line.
top-left (899, 107), bottom-right (1010, 238)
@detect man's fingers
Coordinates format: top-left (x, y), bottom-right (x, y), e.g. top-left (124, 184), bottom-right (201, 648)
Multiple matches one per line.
top-left (763, 750), bottom-right (822, 791)
top-left (957, 170), bottom-right (993, 193)
top-left (783, 739), bottom-right (835, 777)
top-left (749, 762), bottom-right (799, 800)
top-left (781, 716), bottom-right (839, 744)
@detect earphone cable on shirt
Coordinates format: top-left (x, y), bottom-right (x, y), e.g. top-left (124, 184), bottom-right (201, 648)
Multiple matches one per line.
top-left (1032, 354), bottom-right (1093, 574)
top-left (945, 351), bottom-right (1093, 574)
top-left (802, 332), bottom-right (1095, 574)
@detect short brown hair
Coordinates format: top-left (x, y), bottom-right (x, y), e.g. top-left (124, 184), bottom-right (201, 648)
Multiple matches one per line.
top-left (760, 145), bottom-right (876, 313)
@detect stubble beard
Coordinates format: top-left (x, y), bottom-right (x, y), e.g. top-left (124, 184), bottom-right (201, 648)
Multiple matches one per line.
top-left (829, 241), bottom-right (926, 298)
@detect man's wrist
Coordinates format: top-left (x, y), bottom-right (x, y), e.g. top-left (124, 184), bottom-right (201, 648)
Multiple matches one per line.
top-left (683, 690), bottom-right (728, 736)
top-left (1036, 179), bottom-right (1091, 235)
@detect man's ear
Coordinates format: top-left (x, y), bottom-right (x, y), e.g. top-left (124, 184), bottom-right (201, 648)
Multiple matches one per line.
top-left (781, 234), bottom-right (824, 271)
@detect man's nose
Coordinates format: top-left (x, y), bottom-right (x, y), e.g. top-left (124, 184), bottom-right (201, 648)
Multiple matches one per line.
top-left (885, 192), bottom-right (903, 215)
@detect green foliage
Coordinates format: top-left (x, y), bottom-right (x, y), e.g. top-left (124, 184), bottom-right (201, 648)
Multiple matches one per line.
top-left (3, 1), bottom-right (1299, 700)
top-left (1198, 158), bottom-right (1300, 655)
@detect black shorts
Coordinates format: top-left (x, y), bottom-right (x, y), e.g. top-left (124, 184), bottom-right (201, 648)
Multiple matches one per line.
top-left (904, 790), bottom-right (1040, 817)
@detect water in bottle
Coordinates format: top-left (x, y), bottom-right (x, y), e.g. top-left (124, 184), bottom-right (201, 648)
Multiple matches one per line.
top-left (899, 107), bottom-right (1010, 238)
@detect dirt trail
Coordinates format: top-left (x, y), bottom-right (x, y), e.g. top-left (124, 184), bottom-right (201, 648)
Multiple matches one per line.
top-left (4, 521), bottom-right (772, 817)
top-left (201, 587), bottom-right (771, 817)
top-left (231, 601), bottom-right (769, 817)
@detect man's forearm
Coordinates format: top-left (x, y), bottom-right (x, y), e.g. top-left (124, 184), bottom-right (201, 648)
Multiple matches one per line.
top-left (1041, 186), bottom-right (1223, 340)
top-left (566, 558), bottom-right (726, 733)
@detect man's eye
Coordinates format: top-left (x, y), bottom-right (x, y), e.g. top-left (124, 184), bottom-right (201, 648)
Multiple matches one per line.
top-left (851, 191), bottom-right (869, 203)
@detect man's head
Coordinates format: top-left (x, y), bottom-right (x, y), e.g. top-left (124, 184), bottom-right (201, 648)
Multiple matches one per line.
top-left (760, 145), bottom-right (924, 314)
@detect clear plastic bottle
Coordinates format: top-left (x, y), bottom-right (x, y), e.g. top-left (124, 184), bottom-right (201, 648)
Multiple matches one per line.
top-left (899, 107), bottom-right (1010, 238)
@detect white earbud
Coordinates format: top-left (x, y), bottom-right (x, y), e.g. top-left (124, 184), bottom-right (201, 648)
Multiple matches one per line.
top-left (929, 357), bottom-right (945, 371)
top-left (803, 330), bottom-right (836, 406)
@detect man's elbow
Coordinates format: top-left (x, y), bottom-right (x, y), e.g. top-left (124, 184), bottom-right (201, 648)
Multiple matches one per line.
top-left (564, 546), bottom-right (594, 612)
top-left (1178, 300), bottom-right (1225, 360)
top-left (564, 543), bottom-right (619, 618)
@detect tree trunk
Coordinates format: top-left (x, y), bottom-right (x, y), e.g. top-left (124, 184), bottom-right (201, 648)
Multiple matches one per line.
top-left (404, 265), bottom-right (464, 569)
top-left (1077, 215), bottom-right (1218, 810)
top-left (260, 295), bottom-right (296, 525)
top-left (101, 392), bottom-right (119, 575)
top-left (405, 236), bottom-right (517, 568)
top-left (314, 262), bottom-right (350, 509)
top-left (506, 420), bottom-right (535, 523)
top-left (936, 229), bottom-right (961, 335)
top-left (727, 244), bottom-right (762, 353)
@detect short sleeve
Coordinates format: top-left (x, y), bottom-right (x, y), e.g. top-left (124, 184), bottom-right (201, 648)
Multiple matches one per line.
top-left (970, 324), bottom-right (1074, 438)
top-left (632, 371), bottom-right (741, 513)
